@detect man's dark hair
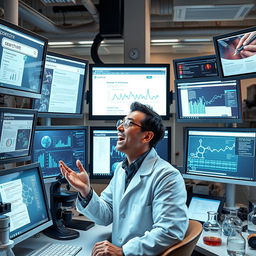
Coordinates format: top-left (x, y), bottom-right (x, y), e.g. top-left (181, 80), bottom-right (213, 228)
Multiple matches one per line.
top-left (130, 101), bottom-right (165, 148)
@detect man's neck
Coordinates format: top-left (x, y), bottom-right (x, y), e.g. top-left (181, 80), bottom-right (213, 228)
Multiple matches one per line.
top-left (127, 148), bottom-right (150, 165)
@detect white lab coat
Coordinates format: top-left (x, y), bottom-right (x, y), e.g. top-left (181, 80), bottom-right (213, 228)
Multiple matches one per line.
top-left (76, 148), bottom-right (188, 256)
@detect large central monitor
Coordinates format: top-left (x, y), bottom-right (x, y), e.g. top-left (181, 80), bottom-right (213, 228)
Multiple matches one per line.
top-left (184, 128), bottom-right (256, 181)
top-left (32, 126), bottom-right (87, 180)
top-left (0, 107), bottom-right (37, 164)
top-left (89, 64), bottom-right (170, 120)
top-left (33, 51), bottom-right (88, 118)
top-left (0, 163), bottom-right (52, 245)
top-left (89, 127), bottom-right (171, 178)
top-left (0, 18), bottom-right (47, 98)
top-left (175, 79), bottom-right (242, 123)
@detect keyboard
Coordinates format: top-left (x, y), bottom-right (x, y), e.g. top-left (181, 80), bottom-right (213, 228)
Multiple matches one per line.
top-left (29, 243), bottom-right (82, 256)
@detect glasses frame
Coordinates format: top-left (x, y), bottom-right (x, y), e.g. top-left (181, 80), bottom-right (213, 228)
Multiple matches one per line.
top-left (116, 119), bottom-right (145, 129)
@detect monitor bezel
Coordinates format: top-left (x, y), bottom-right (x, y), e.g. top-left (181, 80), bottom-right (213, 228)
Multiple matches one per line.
top-left (33, 125), bottom-right (88, 180)
top-left (213, 26), bottom-right (256, 80)
top-left (0, 107), bottom-right (38, 164)
top-left (0, 163), bottom-right (53, 245)
top-left (89, 126), bottom-right (172, 179)
top-left (173, 54), bottom-right (218, 80)
top-left (175, 78), bottom-right (243, 123)
top-left (184, 127), bottom-right (256, 181)
top-left (88, 63), bottom-right (171, 120)
top-left (33, 51), bottom-right (88, 118)
top-left (0, 18), bottom-right (48, 99)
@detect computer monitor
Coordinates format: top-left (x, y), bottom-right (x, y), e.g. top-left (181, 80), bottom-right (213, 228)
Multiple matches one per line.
top-left (184, 127), bottom-right (256, 181)
top-left (213, 26), bottom-right (256, 80)
top-left (173, 55), bottom-right (218, 80)
top-left (33, 51), bottom-right (88, 118)
top-left (0, 107), bottom-right (37, 164)
top-left (0, 163), bottom-right (52, 245)
top-left (89, 64), bottom-right (170, 120)
top-left (0, 18), bottom-right (47, 99)
top-left (32, 126), bottom-right (88, 180)
top-left (89, 126), bottom-right (171, 178)
top-left (175, 78), bottom-right (242, 123)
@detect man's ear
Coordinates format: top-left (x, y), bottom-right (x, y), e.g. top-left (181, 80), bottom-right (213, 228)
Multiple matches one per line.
top-left (142, 131), bottom-right (154, 144)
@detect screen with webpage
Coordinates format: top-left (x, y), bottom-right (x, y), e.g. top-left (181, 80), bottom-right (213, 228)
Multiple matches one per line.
top-left (174, 55), bottom-right (218, 80)
top-left (33, 53), bottom-right (87, 116)
top-left (0, 109), bottom-right (36, 163)
top-left (176, 79), bottom-right (242, 122)
top-left (0, 164), bottom-right (51, 244)
top-left (32, 127), bottom-right (87, 178)
top-left (90, 128), bottom-right (170, 178)
top-left (0, 19), bottom-right (47, 98)
top-left (89, 65), bottom-right (169, 119)
top-left (185, 129), bottom-right (256, 180)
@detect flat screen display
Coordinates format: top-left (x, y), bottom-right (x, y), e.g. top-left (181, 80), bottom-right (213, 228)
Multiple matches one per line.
top-left (90, 127), bottom-right (171, 178)
top-left (0, 163), bottom-right (52, 245)
top-left (173, 55), bottom-right (218, 80)
top-left (0, 18), bottom-right (47, 98)
top-left (33, 51), bottom-right (88, 118)
top-left (184, 128), bottom-right (256, 181)
top-left (0, 108), bottom-right (37, 164)
top-left (213, 26), bottom-right (256, 79)
top-left (89, 64), bottom-right (170, 120)
top-left (32, 126), bottom-right (87, 179)
top-left (175, 79), bottom-right (242, 123)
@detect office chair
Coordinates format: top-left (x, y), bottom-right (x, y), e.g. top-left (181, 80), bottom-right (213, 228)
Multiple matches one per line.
top-left (160, 220), bottom-right (202, 256)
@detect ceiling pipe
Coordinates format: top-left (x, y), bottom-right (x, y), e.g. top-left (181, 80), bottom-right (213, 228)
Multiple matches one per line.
top-left (81, 0), bottom-right (99, 23)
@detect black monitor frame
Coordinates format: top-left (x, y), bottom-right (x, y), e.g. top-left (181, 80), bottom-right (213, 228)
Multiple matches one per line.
top-left (184, 127), bottom-right (256, 182)
top-left (33, 51), bottom-right (88, 118)
top-left (175, 78), bottom-right (242, 123)
top-left (0, 18), bottom-right (48, 99)
top-left (88, 63), bottom-right (171, 120)
top-left (32, 125), bottom-right (88, 181)
top-left (173, 55), bottom-right (218, 80)
top-left (89, 126), bottom-right (171, 179)
top-left (0, 163), bottom-right (52, 245)
top-left (213, 26), bottom-right (256, 80)
top-left (0, 107), bottom-right (37, 164)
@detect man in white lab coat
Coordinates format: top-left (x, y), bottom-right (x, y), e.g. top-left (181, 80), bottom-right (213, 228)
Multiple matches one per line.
top-left (60, 101), bottom-right (188, 256)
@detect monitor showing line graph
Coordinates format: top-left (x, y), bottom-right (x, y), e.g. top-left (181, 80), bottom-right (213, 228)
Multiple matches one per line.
top-left (175, 78), bottom-right (242, 123)
top-left (89, 64), bottom-right (170, 120)
top-left (184, 128), bottom-right (256, 181)
top-left (32, 126), bottom-right (87, 180)
top-left (89, 127), bottom-right (171, 178)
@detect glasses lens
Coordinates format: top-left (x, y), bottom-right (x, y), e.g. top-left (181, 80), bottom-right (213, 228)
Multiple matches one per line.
top-left (116, 120), bottom-right (123, 127)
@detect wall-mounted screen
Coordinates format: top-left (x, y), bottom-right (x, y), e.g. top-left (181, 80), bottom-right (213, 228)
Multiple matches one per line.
top-left (173, 55), bottom-right (218, 80)
top-left (0, 163), bottom-right (52, 245)
top-left (213, 26), bottom-right (256, 80)
top-left (175, 79), bottom-right (242, 123)
top-left (89, 64), bottom-right (170, 120)
top-left (89, 127), bottom-right (171, 178)
top-left (184, 128), bottom-right (256, 181)
top-left (0, 18), bottom-right (47, 98)
top-left (33, 51), bottom-right (88, 118)
top-left (0, 107), bottom-right (37, 164)
top-left (32, 126), bottom-right (87, 180)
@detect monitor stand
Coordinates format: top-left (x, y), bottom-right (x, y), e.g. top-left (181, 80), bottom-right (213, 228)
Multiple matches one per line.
top-left (225, 183), bottom-right (236, 209)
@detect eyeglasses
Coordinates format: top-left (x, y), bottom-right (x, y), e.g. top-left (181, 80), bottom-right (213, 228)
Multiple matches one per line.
top-left (116, 119), bottom-right (144, 129)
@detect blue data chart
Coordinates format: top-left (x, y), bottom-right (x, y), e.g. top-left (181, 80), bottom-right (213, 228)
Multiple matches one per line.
top-left (110, 138), bottom-right (125, 174)
top-left (112, 89), bottom-right (160, 101)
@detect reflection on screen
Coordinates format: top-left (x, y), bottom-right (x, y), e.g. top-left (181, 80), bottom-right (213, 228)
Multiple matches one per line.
top-left (34, 53), bottom-right (87, 115)
top-left (90, 65), bottom-right (169, 118)
top-left (186, 129), bottom-right (256, 180)
top-left (0, 21), bottom-right (46, 97)
top-left (91, 129), bottom-right (169, 177)
top-left (0, 111), bottom-right (35, 162)
top-left (32, 128), bottom-right (87, 178)
top-left (176, 79), bottom-right (241, 122)
top-left (0, 164), bottom-right (51, 244)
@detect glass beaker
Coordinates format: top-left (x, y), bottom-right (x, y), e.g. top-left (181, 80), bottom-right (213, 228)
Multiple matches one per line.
top-left (248, 202), bottom-right (256, 234)
top-left (222, 208), bottom-right (243, 236)
top-left (203, 211), bottom-right (222, 246)
top-left (227, 225), bottom-right (246, 256)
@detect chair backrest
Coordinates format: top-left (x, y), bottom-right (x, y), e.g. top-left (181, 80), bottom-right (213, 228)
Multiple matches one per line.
top-left (160, 220), bottom-right (203, 256)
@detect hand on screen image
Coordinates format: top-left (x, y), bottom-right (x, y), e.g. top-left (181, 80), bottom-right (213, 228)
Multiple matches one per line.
top-left (235, 31), bottom-right (256, 58)
top-left (59, 159), bottom-right (91, 197)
